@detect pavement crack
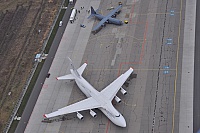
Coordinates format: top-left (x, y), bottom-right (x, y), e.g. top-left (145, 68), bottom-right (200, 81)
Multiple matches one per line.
top-left (151, 0), bottom-right (169, 132)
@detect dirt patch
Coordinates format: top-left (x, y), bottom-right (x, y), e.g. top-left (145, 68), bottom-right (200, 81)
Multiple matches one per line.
top-left (0, 0), bottom-right (62, 131)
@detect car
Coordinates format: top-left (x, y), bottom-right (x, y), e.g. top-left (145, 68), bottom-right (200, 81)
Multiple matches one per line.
top-left (46, 73), bottom-right (50, 78)
top-left (59, 21), bottom-right (63, 27)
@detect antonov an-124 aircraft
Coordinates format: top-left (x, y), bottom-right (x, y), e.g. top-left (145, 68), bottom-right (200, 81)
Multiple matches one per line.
top-left (44, 58), bottom-right (133, 127)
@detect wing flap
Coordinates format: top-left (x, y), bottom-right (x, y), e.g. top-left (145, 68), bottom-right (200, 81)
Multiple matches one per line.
top-left (100, 68), bottom-right (133, 100)
top-left (44, 97), bottom-right (101, 118)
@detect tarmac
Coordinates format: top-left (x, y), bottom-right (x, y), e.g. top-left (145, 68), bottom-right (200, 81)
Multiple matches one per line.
top-left (18, 0), bottom-right (195, 133)
top-left (179, 0), bottom-right (196, 132)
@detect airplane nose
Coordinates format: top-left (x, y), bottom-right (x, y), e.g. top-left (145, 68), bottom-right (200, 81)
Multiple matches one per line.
top-left (117, 115), bottom-right (126, 127)
top-left (120, 119), bottom-right (126, 127)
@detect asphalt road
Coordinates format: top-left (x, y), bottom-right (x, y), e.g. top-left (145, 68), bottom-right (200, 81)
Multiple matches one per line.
top-left (14, 3), bottom-right (75, 133)
top-left (194, 0), bottom-right (200, 132)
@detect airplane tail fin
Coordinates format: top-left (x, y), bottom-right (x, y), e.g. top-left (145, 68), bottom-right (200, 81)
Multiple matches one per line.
top-left (68, 57), bottom-right (81, 78)
top-left (56, 57), bottom-right (87, 80)
top-left (87, 6), bottom-right (96, 19)
top-left (91, 6), bottom-right (96, 14)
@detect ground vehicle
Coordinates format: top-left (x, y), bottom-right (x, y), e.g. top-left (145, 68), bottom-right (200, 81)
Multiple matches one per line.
top-left (69, 9), bottom-right (77, 23)
top-left (59, 21), bottom-right (63, 26)
top-left (69, 0), bottom-right (73, 5)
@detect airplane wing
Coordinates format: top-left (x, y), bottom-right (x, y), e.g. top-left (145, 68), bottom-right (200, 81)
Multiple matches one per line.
top-left (44, 97), bottom-right (101, 118)
top-left (92, 17), bottom-right (108, 31)
top-left (105, 5), bottom-right (122, 18)
top-left (100, 68), bottom-right (133, 101)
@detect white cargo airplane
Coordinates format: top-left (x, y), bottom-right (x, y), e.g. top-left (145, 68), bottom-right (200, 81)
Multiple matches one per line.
top-left (44, 58), bottom-right (133, 127)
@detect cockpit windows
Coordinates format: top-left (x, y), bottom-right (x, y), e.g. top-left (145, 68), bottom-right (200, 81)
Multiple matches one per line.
top-left (116, 114), bottom-right (120, 117)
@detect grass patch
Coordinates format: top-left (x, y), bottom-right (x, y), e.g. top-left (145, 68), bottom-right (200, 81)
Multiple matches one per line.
top-left (44, 9), bottom-right (66, 53)
top-left (64, 0), bottom-right (69, 7)
top-left (8, 61), bottom-right (44, 133)
top-left (8, 2), bottom-right (67, 132)
top-left (8, 121), bottom-right (18, 133)
top-left (18, 61), bottom-right (44, 115)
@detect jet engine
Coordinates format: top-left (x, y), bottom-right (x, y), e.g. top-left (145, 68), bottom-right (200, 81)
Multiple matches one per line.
top-left (101, 23), bottom-right (106, 27)
top-left (90, 110), bottom-right (97, 117)
top-left (116, 10), bottom-right (121, 14)
top-left (77, 112), bottom-right (84, 120)
top-left (115, 96), bottom-right (121, 103)
top-left (120, 87), bottom-right (127, 95)
top-left (111, 14), bottom-right (116, 18)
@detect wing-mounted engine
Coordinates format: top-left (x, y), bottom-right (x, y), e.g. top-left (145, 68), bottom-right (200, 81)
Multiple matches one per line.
top-left (77, 112), bottom-right (84, 120)
top-left (111, 14), bottom-right (116, 18)
top-left (90, 109), bottom-right (97, 117)
top-left (105, 20), bottom-right (109, 23)
top-left (120, 87), bottom-right (127, 95)
top-left (115, 96), bottom-right (121, 103)
top-left (116, 10), bottom-right (121, 14)
top-left (101, 23), bottom-right (106, 27)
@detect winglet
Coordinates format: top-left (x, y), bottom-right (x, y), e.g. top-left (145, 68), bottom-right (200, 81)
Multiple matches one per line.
top-left (43, 114), bottom-right (47, 118)
top-left (129, 67), bottom-right (134, 72)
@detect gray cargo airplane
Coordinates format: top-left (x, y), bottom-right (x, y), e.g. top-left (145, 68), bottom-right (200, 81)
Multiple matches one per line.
top-left (44, 58), bottom-right (133, 127)
top-left (88, 5), bottom-right (123, 32)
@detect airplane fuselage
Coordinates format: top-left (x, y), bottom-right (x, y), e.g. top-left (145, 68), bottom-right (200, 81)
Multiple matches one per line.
top-left (71, 70), bottom-right (126, 127)
top-left (95, 14), bottom-right (123, 25)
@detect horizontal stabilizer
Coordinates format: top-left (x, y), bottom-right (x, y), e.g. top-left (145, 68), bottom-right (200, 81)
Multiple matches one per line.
top-left (56, 74), bottom-right (74, 80)
top-left (87, 14), bottom-right (95, 19)
top-left (77, 63), bottom-right (87, 76)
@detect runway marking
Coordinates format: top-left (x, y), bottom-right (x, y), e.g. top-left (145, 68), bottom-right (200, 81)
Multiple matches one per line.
top-left (129, 0), bottom-right (136, 24)
top-left (105, 119), bottom-right (110, 133)
top-left (104, 21), bottom-right (149, 132)
top-left (134, 11), bottom-right (180, 16)
top-left (166, 38), bottom-right (173, 45)
top-left (172, 0), bottom-right (183, 132)
top-left (89, 68), bottom-right (176, 71)
top-left (139, 21), bottom-right (148, 63)
top-left (42, 84), bottom-right (48, 89)
top-left (122, 101), bottom-right (137, 107)
top-left (170, 10), bottom-right (175, 16)
top-left (163, 66), bottom-right (170, 74)
top-left (117, 21), bottom-right (148, 75)
top-left (100, 43), bottom-right (103, 48)
top-left (89, 33), bottom-right (144, 42)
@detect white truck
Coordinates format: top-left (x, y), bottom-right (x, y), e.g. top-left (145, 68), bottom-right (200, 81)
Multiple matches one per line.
top-left (69, 9), bottom-right (77, 23)
top-left (69, 0), bottom-right (73, 5)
